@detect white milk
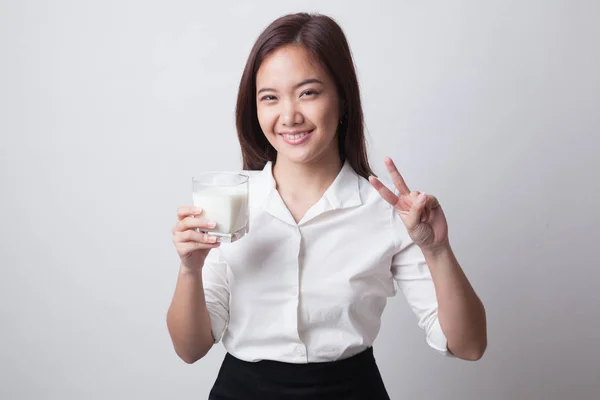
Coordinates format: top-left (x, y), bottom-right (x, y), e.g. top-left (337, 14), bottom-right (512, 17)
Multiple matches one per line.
top-left (192, 185), bottom-right (248, 235)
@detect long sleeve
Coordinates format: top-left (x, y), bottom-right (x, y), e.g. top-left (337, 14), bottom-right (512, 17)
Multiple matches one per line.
top-left (201, 248), bottom-right (230, 343)
top-left (390, 205), bottom-right (452, 356)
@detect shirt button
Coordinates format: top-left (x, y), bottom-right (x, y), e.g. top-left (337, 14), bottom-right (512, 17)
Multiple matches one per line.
top-left (295, 346), bottom-right (305, 356)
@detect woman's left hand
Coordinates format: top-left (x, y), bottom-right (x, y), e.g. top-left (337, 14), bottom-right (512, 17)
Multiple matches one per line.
top-left (369, 157), bottom-right (449, 253)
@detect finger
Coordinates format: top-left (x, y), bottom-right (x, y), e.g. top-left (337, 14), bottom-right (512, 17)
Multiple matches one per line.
top-left (369, 176), bottom-right (400, 207)
top-left (412, 191), bottom-right (428, 222)
top-left (420, 207), bottom-right (430, 223)
top-left (404, 192), bottom-right (429, 230)
top-left (175, 230), bottom-right (219, 244)
top-left (174, 217), bottom-right (217, 233)
top-left (384, 157), bottom-right (410, 195)
top-left (177, 241), bottom-right (220, 253)
top-left (173, 217), bottom-right (213, 234)
top-left (177, 206), bottom-right (203, 221)
top-left (426, 194), bottom-right (440, 209)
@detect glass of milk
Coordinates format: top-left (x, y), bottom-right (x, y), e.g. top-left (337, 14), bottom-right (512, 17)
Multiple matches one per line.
top-left (192, 172), bottom-right (249, 243)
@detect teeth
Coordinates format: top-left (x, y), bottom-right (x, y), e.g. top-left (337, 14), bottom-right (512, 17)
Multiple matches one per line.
top-left (283, 132), bottom-right (309, 140)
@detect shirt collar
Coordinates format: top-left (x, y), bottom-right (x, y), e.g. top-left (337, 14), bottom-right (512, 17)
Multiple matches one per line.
top-left (323, 160), bottom-right (363, 210)
top-left (249, 160), bottom-right (363, 223)
top-left (248, 161), bottom-right (276, 210)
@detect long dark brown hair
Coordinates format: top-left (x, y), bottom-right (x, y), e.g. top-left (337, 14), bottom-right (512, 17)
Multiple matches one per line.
top-left (235, 13), bottom-right (374, 179)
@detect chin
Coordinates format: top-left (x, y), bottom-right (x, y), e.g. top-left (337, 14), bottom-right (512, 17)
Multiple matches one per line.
top-left (270, 132), bottom-right (338, 166)
top-left (278, 151), bottom-right (317, 165)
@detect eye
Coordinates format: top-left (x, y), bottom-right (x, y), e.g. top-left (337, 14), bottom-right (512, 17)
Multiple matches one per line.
top-left (301, 90), bottom-right (319, 97)
top-left (260, 95), bottom-right (277, 102)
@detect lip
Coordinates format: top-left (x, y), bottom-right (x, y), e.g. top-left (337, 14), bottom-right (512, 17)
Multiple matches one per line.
top-left (278, 129), bottom-right (314, 145)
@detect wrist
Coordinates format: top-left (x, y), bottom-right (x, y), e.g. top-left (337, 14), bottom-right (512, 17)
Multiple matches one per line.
top-left (179, 263), bottom-right (203, 277)
top-left (421, 241), bottom-right (453, 261)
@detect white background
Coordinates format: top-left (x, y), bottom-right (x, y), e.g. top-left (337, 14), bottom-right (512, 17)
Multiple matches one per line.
top-left (1, 1), bottom-right (599, 399)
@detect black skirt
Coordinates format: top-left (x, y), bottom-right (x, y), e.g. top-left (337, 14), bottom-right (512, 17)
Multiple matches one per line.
top-left (208, 347), bottom-right (390, 400)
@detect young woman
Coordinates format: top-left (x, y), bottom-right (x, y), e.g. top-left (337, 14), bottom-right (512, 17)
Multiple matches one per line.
top-left (168, 12), bottom-right (487, 400)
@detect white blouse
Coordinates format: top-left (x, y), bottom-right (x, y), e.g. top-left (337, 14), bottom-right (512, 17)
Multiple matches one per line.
top-left (202, 161), bottom-right (450, 363)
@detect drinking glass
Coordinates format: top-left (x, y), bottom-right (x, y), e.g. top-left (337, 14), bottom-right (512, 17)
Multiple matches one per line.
top-left (192, 172), bottom-right (249, 243)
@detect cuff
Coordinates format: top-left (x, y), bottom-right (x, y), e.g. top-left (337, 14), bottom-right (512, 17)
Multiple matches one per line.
top-left (206, 304), bottom-right (227, 344)
top-left (426, 317), bottom-right (454, 357)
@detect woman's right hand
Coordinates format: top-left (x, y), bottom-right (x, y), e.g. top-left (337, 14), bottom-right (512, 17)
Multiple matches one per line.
top-left (172, 206), bottom-right (220, 272)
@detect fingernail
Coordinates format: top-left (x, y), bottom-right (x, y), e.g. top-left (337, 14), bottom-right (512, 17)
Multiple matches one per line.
top-left (419, 192), bottom-right (427, 202)
top-left (207, 221), bottom-right (216, 228)
top-left (193, 207), bottom-right (203, 214)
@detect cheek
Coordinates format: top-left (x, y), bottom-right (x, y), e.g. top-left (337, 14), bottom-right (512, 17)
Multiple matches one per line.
top-left (257, 106), bottom-right (277, 134)
top-left (313, 100), bottom-right (340, 132)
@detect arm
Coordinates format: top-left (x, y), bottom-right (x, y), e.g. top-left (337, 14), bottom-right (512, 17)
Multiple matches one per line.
top-left (167, 265), bottom-right (215, 363)
top-left (391, 224), bottom-right (486, 361)
top-left (167, 250), bottom-right (230, 363)
top-left (168, 207), bottom-right (231, 364)
top-left (371, 157), bottom-right (487, 361)
top-left (423, 244), bottom-right (486, 360)
top-left (167, 253), bottom-right (229, 364)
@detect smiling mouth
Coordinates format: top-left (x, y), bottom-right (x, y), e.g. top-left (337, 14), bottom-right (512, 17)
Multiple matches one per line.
top-left (278, 129), bottom-right (315, 143)
top-left (282, 131), bottom-right (310, 140)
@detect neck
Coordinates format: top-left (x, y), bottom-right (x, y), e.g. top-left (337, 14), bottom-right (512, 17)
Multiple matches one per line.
top-left (272, 155), bottom-right (343, 200)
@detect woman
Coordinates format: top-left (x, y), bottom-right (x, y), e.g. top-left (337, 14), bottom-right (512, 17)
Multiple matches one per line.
top-left (167, 12), bottom-right (486, 399)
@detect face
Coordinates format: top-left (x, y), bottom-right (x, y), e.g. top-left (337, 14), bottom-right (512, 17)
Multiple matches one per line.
top-left (255, 45), bottom-right (342, 166)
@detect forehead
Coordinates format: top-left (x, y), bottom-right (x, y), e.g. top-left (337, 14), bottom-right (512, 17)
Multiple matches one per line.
top-left (256, 45), bottom-right (330, 87)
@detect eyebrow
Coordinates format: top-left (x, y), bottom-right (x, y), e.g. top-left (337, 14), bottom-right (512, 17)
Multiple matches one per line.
top-left (257, 78), bottom-right (324, 95)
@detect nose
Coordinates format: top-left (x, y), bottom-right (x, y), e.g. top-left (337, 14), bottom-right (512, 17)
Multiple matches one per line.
top-left (280, 99), bottom-right (304, 126)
